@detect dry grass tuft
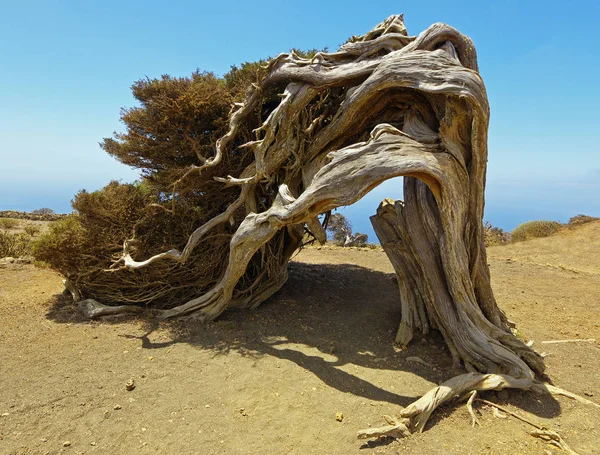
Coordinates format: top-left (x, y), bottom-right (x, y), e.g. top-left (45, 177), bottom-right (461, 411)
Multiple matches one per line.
top-left (0, 231), bottom-right (32, 258)
top-left (0, 218), bottom-right (20, 230)
top-left (511, 220), bottom-right (562, 242)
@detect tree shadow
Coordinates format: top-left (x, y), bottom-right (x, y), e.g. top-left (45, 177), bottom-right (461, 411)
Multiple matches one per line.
top-left (44, 259), bottom-right (562, 425)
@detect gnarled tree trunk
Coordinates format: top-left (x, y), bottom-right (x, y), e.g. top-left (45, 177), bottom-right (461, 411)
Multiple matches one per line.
top-left (78, 14), bottom-right (596, 438)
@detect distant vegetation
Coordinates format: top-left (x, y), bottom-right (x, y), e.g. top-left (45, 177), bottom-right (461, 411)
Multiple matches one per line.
top-left (483, 213), bottom-right (599, 247)
top-left (32, 207), bottom-right (55, 215)
top-left (0, 231), bottom-right (31, 258)
top-left (483, 221), bottom-right (511, 246)
top-left (511, 220), bottom-right (562, 242)
top-left (568, 214), bottom-right (599, 226)
top-left (0, 210), bottom-right (598, 259)
top-left (326, 213), bottom-right (369, 247)
top-left (0, 218), bottom-right (20, 230)
top-left (0, 210), bottom-right (65, 222)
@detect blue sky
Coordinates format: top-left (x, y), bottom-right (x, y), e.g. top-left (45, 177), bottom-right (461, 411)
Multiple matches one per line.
top-left (1, 0), bottom-right (598, 241)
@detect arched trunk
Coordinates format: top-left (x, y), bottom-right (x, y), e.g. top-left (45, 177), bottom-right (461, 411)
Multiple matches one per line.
top-left (98, 14), bottom-right (592, 438)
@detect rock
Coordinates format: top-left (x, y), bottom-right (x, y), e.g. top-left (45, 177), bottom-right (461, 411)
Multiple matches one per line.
top-left (125, 378), bottom-right (135, 391)
top-left (114, 404), bottom-right (122, 410)
top-left (63, 441), bottom-right (71, 447)
top-left (336, 412), bottom-right (344, 422)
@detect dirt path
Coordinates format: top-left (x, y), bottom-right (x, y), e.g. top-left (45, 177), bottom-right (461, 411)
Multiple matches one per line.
top-left (1, 228), bottom-right (599, 454)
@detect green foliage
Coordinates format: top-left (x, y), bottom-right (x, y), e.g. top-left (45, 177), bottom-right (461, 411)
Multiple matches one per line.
top-left (0, 218), bottom-right (20, 229)
top-left (0, 231), bottom-right (31, 258)
top-left (32, 215), bottom-right (86, 275)
top-left (483, 221), bottom-right (510, 246)
top-left (101, 72), bottom-right (235, 193)
top-left (568, 214), bottom-right (599, 226)
top-left (511, 220), bottom-right (562, 242)
top-left (34, 181), bottom-right (153, 278)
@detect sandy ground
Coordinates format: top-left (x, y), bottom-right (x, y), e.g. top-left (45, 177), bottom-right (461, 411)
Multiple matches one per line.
top-left (1, 223), bottom-right (599, 454)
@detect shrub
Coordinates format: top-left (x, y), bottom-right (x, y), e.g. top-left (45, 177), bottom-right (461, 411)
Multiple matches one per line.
top-left (0, 218), bottom-right (20, 229)
top-left (483, 221), bottom-right (510, 246)
top-left (352, 232), bottom-right (369, 247)
top-left (568, 214), bottom-right (599, 226)
top-left (32, 180), bottom-right (228, 306)
top-left (511, 220), bottom-right (562, 242)
top-left (0, 231), bottom-right (32, 258)
top-left (31, 215), bottom-right (87, 275)
top-left (32, 208), bottom-right (55, 215)
top-left (24, 225), bottom-right (41, 237)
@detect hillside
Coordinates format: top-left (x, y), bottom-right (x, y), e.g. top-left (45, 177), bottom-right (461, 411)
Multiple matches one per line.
top-left (0, 222), bottom-right (598, 454)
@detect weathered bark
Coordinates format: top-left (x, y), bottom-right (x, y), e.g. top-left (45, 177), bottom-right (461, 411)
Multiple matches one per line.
top-left (371, 197), bottom-right (543, 377)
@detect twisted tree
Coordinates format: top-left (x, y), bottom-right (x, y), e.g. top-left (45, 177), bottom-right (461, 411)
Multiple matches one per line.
top-left (37, 14), bottom-right (597, 442)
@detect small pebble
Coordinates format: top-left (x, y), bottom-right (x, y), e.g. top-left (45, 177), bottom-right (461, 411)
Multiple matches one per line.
top-left (336, 412), bottom-right (344, 422)
top-left (125, 378), bottom-right (136, 391)
top-left (114, 404), bottom-right (122, 410)
top-left (63, 441), bottom-right (71, 447)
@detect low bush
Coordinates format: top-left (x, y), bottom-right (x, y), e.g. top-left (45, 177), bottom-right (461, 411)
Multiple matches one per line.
top-left (568, 214), bottom-right (599, 226)
top-left (0, 231), bottom-right (32, 257)
top-left (32, 208), bottom-right (55, 215)
top-left (511, 220), bottom-right (562, 242)
top-left (24, 225), bottom-right (41, 237)
top-left (483, 221), bottom-right (510, 246)
top-left (0, 218), bottom-right (20, 229)
top-left (31, 215), bottom-right (87, 275)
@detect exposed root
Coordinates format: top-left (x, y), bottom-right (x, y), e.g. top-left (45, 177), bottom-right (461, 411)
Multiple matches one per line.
top-left (358, 373), bottom-right (598, 452)
top-left (466, 390), bottom-right (480, 427)
top-left (358, 372), bottom-right (533, 438)
top-left (531, 382), bottom-right (600, 409)
top-left (475, 399), bottom-right (582, 455)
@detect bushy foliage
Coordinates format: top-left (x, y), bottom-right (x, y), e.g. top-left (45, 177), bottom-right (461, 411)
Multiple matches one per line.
top-left (351, 232), bottom-right (369, 247)
top-left (0, 231), bottom-right (31, 258)
top-left (24, 225), bottom-right (41, 237)
top-left (327, 213), bottom-right (352, 244)
top-left (511, 220), bottom-right (562, 242)
top-left (32, 208), bottom-right (54, 215)
top-left (568, 214), bottom-right (599, 226)
top-left (483, 221), bottom-right (510, 246)
top-left (101, 72), bottom-right (235, 193)
top-left (35, 48), bottom-right (329, 308)
top-left (0, 218), bottom-right (20, 229)
top-left (33, 181), bottom-right (228, 306)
